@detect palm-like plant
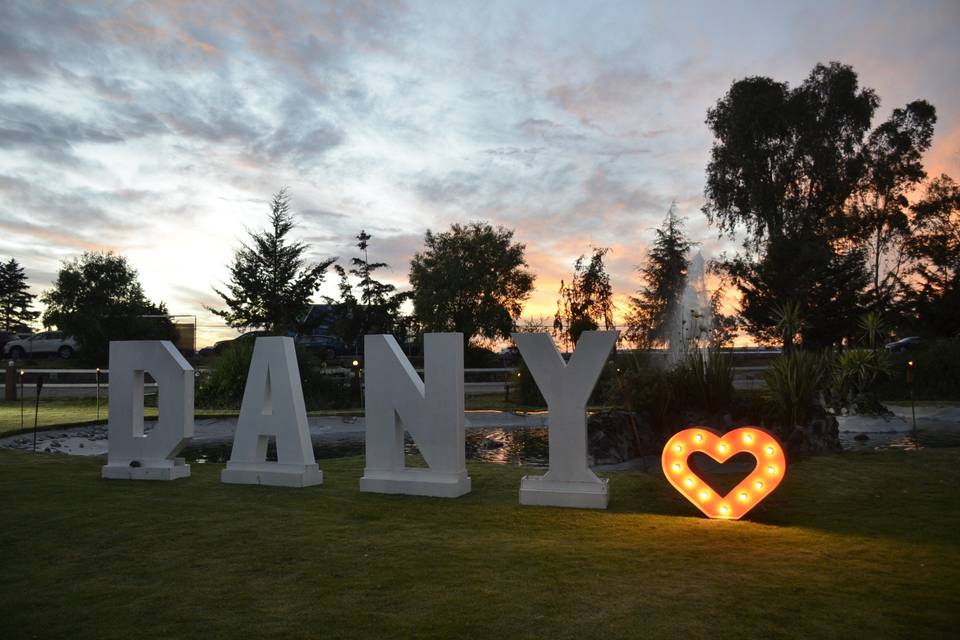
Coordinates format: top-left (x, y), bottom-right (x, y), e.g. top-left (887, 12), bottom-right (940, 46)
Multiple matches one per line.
top-left (857, 311), bottom-right (888, 350)
top-left (763, 350), bottom-right (828, 428)
top-left (772, 301), bottom-right (805, 353)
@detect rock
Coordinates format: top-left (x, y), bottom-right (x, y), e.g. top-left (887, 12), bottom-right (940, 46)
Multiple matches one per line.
top-left (854, 433), bottom-right (869, 442)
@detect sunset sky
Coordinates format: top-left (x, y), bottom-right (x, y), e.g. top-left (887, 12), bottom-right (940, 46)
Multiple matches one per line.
top-left (1, 0), bottom-right (958, 346)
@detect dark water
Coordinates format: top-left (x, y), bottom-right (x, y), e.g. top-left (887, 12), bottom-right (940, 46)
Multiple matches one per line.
top-left (838, 421), bottom-right (960, 451)
top-left (182, 428), bottom-right (553, 467)
top-left (181, 421), bottom-right (960, 465)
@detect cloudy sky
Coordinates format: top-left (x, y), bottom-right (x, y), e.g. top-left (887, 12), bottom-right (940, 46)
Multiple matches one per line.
top-left (1, 0), bottom-right (958, 346)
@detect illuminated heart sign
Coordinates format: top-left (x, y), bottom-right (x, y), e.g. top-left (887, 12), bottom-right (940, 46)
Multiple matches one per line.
top-left (661, 427), bottom-right (787, 520)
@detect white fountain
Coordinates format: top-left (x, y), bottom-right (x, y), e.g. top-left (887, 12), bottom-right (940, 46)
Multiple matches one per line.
top-left (666, 250), bottom-right (713, 366)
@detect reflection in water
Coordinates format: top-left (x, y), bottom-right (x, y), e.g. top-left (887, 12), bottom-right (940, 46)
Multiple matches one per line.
top-left (839, 421), bottom-right (960, 452)
top-left (181, 421), bottom-right (960, 465)
top-left (183, 428), bottom-right (555, 466)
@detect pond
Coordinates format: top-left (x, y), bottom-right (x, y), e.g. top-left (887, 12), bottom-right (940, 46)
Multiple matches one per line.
top-left (182, 428), bottom-right (553, 467)
top-left (179, 422), bottom-right (960, 467)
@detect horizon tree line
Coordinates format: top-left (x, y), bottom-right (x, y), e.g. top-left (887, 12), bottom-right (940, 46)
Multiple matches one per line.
top-left (3, 61), bottom-right (957, 361)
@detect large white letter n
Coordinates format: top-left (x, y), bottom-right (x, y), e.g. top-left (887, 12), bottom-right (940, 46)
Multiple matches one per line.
top-left (359, 333), bottom-right (471, 498)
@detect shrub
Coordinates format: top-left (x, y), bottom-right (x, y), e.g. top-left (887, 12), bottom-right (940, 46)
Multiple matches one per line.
top-left (763, 350), bottom-right (829, 428)
top-left (829, 348), bottom-right (892, 413)
top-left (877, 339), bottom-right (960, 401)
top-left (674, 348), bottom-right (734, 415)
top-left (196, 340), bottom-right (354, 410)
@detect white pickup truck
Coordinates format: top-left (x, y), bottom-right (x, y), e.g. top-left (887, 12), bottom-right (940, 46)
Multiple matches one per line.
top-left (3, 331), bottom-right (79, 359)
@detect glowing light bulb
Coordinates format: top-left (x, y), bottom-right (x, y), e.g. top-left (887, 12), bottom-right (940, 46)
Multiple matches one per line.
top-left (694, 433), bottom-right (703, 443)
top-left (767, 465), bottom-right (777, 475)
top-left (754, 480), bottom-right (764, 490)
top-left (739, 491), bottom-right (748, 502)
top-left (765, 446), bottom-right (775, 456)
top-left (743, 433), bottom-right (753, 444)
top-left (719, 504), bottom-right (730, 515)
top-left (671, 463), bottom-right (682, 473)
top-left (698, 490), bottom-right (710, 502)
top-left (684, 478), bottom-right (694, 488)
top-left (718, 443), bottom-right (728, 454)
top-left (673, 444), bottom-right (683, 453)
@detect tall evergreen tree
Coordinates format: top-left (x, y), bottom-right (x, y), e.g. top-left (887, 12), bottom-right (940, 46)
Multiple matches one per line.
top-left (211, 189), bottom-right (335, 334)
top-left (625, 205), bottom-right (693, 347)
top-left (0, 258), bottom-right (39, 331)
top-left (553, 247), bottom-right (615, 349)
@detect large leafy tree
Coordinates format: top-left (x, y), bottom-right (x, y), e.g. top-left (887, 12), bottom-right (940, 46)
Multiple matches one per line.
top-left (325, 230), bottom-right (406, 350)
top-left (409, 221), bottom-right (534, 345)
top-left (702, 61), bottom-right (931, 348)
top-left (625, 205), bottom-right (693, 347)
top-left (852, 100), bottom-right (936, 310)
top-left (0, 258), bottom-right (39, 331)
top-left (41, 252), bottom-right (174, 364)
top-left (906, 174), bottom-right (960, 336)
top-left (212, 189), bottom-right (335, 334)
top-left (553, 247), bottom-right (615, 348)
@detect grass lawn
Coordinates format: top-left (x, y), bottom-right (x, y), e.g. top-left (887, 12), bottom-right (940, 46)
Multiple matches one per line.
top-left (0, 448), bottom-right (958, 639)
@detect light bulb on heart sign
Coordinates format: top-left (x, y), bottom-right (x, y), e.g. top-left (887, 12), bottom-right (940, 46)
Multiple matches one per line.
top-left (661, 427), bottom-right (787, 520)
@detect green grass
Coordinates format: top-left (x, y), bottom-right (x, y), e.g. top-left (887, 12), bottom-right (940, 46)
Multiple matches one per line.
top-left (0, 448), bottom-right (958, 639)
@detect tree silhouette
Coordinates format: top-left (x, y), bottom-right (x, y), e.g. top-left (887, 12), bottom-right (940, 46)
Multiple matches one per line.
top-left (409, 221), bottom-right (534, 346)
top-left (625, 205), bottom-right (693, 348)
top-left (553, 247), bottom-right (614, 348)
top-left (0, 258), bottom-right (39, 332)
top-left (211, 189), bottom-right (335, 334)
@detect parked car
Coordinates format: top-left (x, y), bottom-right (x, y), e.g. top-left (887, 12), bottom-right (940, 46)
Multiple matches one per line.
top-left (0, 331), bottom-right (28, 352)
top-left (3, 331), bottom-right (78, 359)
top-left (296, 334), bottom-right (349, 360)
top-left (499, 345), bottom-right (521, 365)
top-left (884, 336), bottom-right (923, 352)
top-left (208, 330), bottom-right (271, 355)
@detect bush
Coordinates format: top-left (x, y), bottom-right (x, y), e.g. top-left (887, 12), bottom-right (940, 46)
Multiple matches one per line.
top-left (829, 348), bottom-right (892, 413)
top-left (763, 350), bottom-right (829, 428)
top-left (196, 340), bottom-right (357, 410)
top-left (673, 348), bottom-right (734, 415)
top-left (876, 339), bottom-right (960, 401)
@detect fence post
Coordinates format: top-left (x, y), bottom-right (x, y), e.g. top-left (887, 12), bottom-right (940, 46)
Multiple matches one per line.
top-left (4, 361), bottom-right (15, 401)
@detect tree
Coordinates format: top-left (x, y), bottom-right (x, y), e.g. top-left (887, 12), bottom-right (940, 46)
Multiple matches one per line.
top-left (625, 205), bottom-right (693, 347)
top-left (41, 252), bottom-right (174, 364)
top-left (408, 221), bottom-right (534, 345)
top-left (553, 247), bottom-right (615, 348)
top-left (906, 174), bottom-right (960, 336)
top-left (211, 189), bottom-right (335, 334)
top-left (852, 100), bottom-right (936, 310)
top-left (0, 258), bottom-right (39, 331)
top-left (325, 230), bottom-right (406, 350)
top-left (702, 62), bottom-right (926, 348)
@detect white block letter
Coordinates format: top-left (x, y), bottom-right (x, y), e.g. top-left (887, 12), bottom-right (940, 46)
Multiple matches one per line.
top-left (513, 331), bottom-right (618, 508)
top-left (221, 337), bottom-right (323, 487)
top-left (360, 333), bottom-right (471, 497)
top-left (101, 340), bottom-right (193, 480)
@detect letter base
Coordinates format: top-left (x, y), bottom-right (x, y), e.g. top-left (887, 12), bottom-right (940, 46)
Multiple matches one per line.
top-left (101, 458), bottom-right (191, 481)
top-left (220, 462), bottom-right (324, 488)
top-left (360, 468), bottom-right (472, 498)
top-left (519, 475), bottom-right (609, 509)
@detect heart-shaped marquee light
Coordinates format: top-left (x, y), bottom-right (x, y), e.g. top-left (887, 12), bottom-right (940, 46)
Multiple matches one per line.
top-left (661, 427), bottom-right (787, 520)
